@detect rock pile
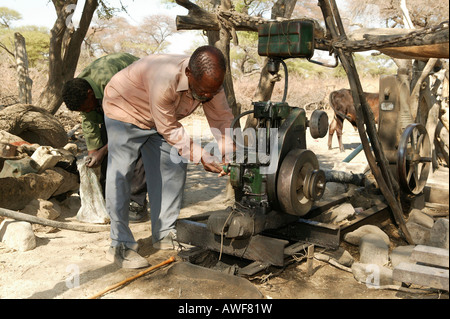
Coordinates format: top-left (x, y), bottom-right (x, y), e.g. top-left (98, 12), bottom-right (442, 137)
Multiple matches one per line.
top-left (0, 131), bottom-right (82, 252)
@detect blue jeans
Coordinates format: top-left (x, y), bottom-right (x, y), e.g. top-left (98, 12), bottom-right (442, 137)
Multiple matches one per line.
top-left (104, 116), bottom-right (187, 249)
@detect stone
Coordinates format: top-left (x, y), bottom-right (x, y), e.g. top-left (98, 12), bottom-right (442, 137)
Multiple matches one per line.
top-left (406, 221), bottom-right (431, 245)
top-left (322, 182), bottom-right (347, 199)
top-left (343, 225), bottom-right (390, 246)
top-left (21, 198), bottom-right (60, 220)
top-left (37, 200), bottom-right (60, 220)
top-left (314, 203), bottom-right (355, 224)
top-left (0, 220), bottom-right (36, 252)
top-left (51, 167), bottom-right (80, 196)
top-left (31, 146), bottom-right (63, 173)
top-left (61, 194), bottom-right (81, 215)
top-left (430, 218), bottom-right (449, 249)
top-left (408, 209), bottom-right (435, 229)
top-left (330, 203), bottom-right (355, 223)
top-left (318, 247), bottom-right (354, 267)
top-left (390, 245), bottom-right (415, 268)
top-left (0, 169), bottom-right (65, 210)
top-left (359, 233), bottom-right (389, 266)
top-left (0, 130), bottom-right (25, 144)
top-left (351, 262), bottom-right (396, 287)
top-left (63, 143), bottom-right (78, 156)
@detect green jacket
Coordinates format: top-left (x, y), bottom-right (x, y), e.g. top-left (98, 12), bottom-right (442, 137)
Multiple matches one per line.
top-left (77, 53), bottom-right (139, 151)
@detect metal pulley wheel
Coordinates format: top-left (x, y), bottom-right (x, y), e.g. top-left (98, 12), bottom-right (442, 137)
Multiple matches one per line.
top-left (304, 169), bottom-right (326, 201)
top-left (277, 149), bottom-right (325, 216)
top-left (309, 109), bottom-right (329, 139)
top-left (397, 123), bottom-right (432, 195)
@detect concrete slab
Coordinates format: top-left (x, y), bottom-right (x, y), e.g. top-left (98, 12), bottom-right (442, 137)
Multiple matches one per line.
top-left (425, 167), bottom-right (449, 205)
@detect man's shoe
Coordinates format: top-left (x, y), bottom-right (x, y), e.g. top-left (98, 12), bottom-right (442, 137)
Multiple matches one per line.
top-left (106, 244), bottom-right (149, 269)
top-left (129, 201), bottom-right (149, 223)
top-left (153, 231), bottom-right (178, 250)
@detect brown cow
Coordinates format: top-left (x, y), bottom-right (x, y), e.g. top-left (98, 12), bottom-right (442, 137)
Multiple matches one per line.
top-left (328, 89), bottom-right (379, 152)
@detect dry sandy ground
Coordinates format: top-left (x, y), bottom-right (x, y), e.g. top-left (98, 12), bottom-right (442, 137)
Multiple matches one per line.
top-left (0, 111), bottom-right (448, 304)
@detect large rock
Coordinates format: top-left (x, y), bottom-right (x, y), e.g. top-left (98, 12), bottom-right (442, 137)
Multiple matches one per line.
top-left (322, 182), bottom-right (347, 199)
top-left (313, 203), bottom-right (355, 224)
top-left (0, 220), bottom-right (36, 252)
top-left (430, 218), bottom-right (449, 249)
top-left (343, 225), bottom-right (390, 246)
top-left (0, 168), bottom-right (79, 210)
top-left (22, 198), bottom-right (60, 220)
top-left (351, 262), bottom-right (397, 287)
top-left (359, 233), bottom-right (389, 266)
top-left (408, 209), bottom-right (435, 229)
top-left (389, 245), bottom-right (415, 268)
top-left (406, 221), bottom-right (431, 245)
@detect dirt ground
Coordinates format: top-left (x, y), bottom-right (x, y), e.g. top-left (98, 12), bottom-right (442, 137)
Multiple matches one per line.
top-left (0, 110), bottom-right (448, 303)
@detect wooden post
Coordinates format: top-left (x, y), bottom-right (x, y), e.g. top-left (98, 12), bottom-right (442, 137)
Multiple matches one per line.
top-left (14, 32), bottom-right (32, 104)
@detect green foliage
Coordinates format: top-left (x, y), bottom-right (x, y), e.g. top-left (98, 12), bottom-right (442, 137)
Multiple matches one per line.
top-left (0, 7), bottom-right (22, 28)
top-left (0, 26), bottom-right (50, 67)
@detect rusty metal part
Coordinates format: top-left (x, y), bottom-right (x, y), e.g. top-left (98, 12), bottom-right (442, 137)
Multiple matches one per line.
top-left (176, 219), bottom-right (289, 267)
top-left (309, 109), bottom-right (329, 139)
top-left (397, 123), bottom-right (432, 195)
top-left (265, 218), bottom-right (340, 250)
top-left (277, 149), bottom-right (324, 216)
top-left (305, 169), bottom-right (326, 201)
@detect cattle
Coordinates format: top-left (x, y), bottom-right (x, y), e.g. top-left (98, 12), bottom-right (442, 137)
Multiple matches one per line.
top-left (328, 89), bottom-right (380, 152)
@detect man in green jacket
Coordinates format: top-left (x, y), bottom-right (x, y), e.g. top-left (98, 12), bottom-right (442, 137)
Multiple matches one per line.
top-left (62, 53), bottom-right (148, 222)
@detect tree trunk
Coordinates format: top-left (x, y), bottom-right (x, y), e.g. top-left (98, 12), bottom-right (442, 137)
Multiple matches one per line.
top-left (14, 32), bottom-right (32, 104)
top-left (244, 0), bottom-right (297, 131)
top-left (206, 0), bottom-right (239, 117)
top-left (37, 0), bottom-right (98, 115)
top-left (0, 104), bottom-right (68, 148)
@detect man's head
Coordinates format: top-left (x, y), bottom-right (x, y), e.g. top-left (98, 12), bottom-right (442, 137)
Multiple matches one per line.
top-left (186, 45), bottom-right (226, 102)
top-left (62, 78), bottom-right (98, 112)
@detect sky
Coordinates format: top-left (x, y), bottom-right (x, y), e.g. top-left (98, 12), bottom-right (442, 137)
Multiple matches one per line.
top-left (1, 0), bottom-right (203, 53)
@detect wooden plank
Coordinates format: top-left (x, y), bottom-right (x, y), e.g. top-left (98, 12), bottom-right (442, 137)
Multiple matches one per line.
top-left (411, 245), bottom-right (449, 268)
top-left (393, 262), bottom-right (449, 291)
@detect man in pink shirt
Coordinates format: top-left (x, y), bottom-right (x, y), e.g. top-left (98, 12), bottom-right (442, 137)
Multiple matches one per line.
top-left (103, 45), bottom-right (235, 268)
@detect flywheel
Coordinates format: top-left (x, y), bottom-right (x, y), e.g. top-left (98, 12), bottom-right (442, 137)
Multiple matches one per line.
top-left (397, 123), bottom-right (432, 195)
top-left (277, 149), bottom-right (325, 216)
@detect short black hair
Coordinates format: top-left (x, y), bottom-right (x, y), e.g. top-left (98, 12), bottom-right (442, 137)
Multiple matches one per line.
top-left (62, 78), bottom-right (91, 111)
top-left (188, 45), bottom-right (226, 81)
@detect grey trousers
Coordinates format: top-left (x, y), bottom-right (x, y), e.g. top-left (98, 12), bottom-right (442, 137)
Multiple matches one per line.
top-left (104, 115), bottom-right (187, 249)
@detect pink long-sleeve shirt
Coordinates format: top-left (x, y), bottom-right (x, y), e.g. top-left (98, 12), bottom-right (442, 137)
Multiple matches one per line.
top-left (102, 54), bottom-right (235, 162)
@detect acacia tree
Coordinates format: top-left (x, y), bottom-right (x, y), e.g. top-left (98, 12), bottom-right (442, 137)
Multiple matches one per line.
top-left (346, 0), bottom-right (449, 28)
top-left (37, 0), bottom-right (127, 115)
top-left (84, 14), bottom-right (176, 57)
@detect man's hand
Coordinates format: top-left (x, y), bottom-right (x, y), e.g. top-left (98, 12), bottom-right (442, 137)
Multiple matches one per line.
top-left (86, 145), bottom-right (108, 168)
top-left (85, 151), bottom-right (102, 168)
top-left (200, 153), bottom-right (229, 177)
